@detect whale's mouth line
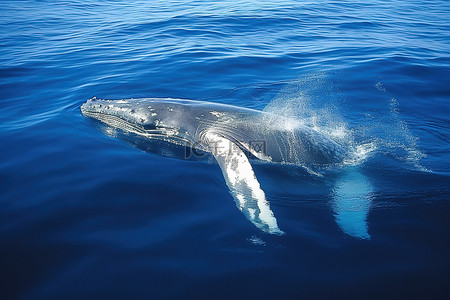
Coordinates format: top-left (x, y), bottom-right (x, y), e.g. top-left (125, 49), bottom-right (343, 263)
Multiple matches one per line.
top-left (81, 109), bottom-right (196, 147)
top-left (82, 109), bottom-right (147, 133)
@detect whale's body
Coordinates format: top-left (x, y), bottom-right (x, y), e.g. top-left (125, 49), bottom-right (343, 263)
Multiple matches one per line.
top-left (81, 98), bottom-right (344, 164)
top-left (81, 97), bottom-right (370, 237)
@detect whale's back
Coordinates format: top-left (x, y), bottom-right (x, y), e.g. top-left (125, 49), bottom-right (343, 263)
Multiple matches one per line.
top-left (203, 110), bottom-right (345, 166)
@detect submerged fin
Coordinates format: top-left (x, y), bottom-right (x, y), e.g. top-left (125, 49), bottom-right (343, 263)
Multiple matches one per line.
top-left (332, 167), bottom-right (372, 239)
top-left (203, 131), bottom-right (284, 235)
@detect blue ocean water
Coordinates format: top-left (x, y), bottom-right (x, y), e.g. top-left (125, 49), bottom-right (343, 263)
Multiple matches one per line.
top-left (1, 0), bottom-right (449, 298)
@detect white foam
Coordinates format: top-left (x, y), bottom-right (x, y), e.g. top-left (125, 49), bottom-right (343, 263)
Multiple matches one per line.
top-left (343, 142), bottom-right (377, 166)
top-left (262, 76), bottom-right (425, 170)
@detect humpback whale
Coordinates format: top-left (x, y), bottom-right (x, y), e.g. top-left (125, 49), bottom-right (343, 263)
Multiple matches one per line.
top-left (81, 97), bottom-right (371, 237)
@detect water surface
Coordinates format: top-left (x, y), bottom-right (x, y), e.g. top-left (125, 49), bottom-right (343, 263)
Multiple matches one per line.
top-left (1, 0), bottom-right (449, 299)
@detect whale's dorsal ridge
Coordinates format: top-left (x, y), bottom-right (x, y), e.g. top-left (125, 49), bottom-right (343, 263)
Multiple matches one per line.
top-left (202, 130), bottom-right (284, 235)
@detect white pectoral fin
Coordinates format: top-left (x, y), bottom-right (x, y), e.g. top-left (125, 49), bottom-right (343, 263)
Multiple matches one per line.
top-left (203, 131), bottom-right (284, 235)
top-left (333, 167), bottom-right (372, 239)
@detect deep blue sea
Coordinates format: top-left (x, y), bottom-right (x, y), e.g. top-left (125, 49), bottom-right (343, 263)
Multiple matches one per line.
top-left (1, 0), bottom-right (449, 299)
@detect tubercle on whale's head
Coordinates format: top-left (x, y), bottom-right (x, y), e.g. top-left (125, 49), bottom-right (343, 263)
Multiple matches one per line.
top-left (81, 97), bottom-right (176, 130)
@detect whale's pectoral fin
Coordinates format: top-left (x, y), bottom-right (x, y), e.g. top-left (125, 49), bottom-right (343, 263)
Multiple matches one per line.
top-left (332, 167), bottom-right (372, 239)
top-left (203, 131), bottom-right (284, 235)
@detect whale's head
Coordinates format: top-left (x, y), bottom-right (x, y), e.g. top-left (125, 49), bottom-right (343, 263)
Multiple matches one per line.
top-left (82, 97), bottom-right (210, 137)
top-left (82, 97), bottom-right (210, 149)
top-left (81, 97), bottom-right (208, 157)
top-left (81, 97), bottom-right (181, 130)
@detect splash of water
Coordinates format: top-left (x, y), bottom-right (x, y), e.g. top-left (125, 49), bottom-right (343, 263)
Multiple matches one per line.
top-left (263, 74), bottom-right (426, 170)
